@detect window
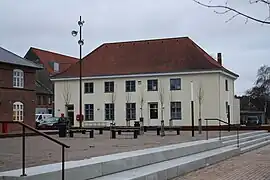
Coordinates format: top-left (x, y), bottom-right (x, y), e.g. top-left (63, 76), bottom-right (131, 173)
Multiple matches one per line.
top-left (48, 96), bottom-right (51, 105)
top-left (149, 103), bottom-right (158, 119)
top-left (13, 69), bottom-right (24, 88)
top-left (13, 102), bottom-right (23, 121)
top-left (37, 95), bottom-right (42, 105)
top-left (85, 104), bottom-right (94, 121)
top-left (53, 62), bottom-right (59, 72)
top-left (105, 103), bottom-right (114, 120)
top-left (84, 82), bottom-right (94, 93)
top-left (147, 79), bottom-right (158, 91)
top-left (104, 81), bottom-right (114, 93)
top-left (225, 80), bottom-right (228, 91)
top-left (226, 101), bottom-right (229, 113)
top-left (170, 102), bottom-right (182, 120)
top-left (170, 78), bottom-right (181, 90)
top-left (126, 80), bottom-right (136, 92)
top-left (126, 103), bottom-right (136, 120)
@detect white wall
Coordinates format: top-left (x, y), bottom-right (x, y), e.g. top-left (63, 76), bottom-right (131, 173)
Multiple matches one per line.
top-left (54, 72), bottom-right (239, 127)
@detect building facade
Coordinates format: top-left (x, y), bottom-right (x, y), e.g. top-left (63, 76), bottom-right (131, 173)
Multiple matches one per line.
top-left (52, 37), bottom-right (240, 127)
top-left (0, 47), bottom-right (41, 132)
top-left (24, 47), bottom-right (78, 115)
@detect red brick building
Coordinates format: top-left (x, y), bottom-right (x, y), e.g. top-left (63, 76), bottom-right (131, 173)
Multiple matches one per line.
top-left (0, 47), bottom-right (41, 132)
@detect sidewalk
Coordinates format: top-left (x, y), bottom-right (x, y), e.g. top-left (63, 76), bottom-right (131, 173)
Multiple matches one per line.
top-left (174, 145), bottom-right (270, 180)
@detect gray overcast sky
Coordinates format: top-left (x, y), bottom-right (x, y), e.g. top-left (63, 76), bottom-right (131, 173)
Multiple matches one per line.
top-left (0, 0), bottom-right (269, 95)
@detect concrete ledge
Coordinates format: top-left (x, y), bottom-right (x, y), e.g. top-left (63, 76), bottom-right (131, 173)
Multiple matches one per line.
top-left (91, 146), bottom-right (240, 180)
top-left (0, 139), bottom-right (222, 180)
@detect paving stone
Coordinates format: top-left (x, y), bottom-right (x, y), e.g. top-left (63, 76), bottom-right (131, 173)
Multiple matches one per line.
top-left (173, 144), bottom-right (270, 180)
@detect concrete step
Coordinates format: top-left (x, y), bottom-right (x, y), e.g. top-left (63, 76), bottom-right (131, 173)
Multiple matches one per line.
top-left (91, 146), bottom-right (240, 180)
top-left (222, 132), bottom-right (270, 147)
top-left (213, 131), bottom-right (267, 142)
top-left (241, 139), bottom-right (270, 154)
top-left (0, 139), bottom-right (223, 180)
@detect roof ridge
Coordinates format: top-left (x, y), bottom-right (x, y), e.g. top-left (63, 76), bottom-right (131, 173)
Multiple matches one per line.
top-left (103, 36), bottom-right (189, 46)
top-left (30, 47), bottom-right (79, 61)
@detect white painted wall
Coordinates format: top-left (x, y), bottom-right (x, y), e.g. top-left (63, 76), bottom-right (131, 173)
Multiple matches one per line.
top-left (53, 72), bottom-right (239, 127)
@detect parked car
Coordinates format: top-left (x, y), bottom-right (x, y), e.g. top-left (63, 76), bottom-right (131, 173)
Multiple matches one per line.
top-left (245, 116), bottom-right (261, 126)
top-left (35, 114), bottom-right (52, 128)
top-left (37, 117), bottom-right (68, 129)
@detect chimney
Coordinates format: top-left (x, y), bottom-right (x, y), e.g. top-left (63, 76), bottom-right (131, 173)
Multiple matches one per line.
top-left (217, 53), bottom-right (222, 65)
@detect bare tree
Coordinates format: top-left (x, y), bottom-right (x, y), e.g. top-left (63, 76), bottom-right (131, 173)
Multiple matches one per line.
top-left (110, 85), bottom-right (117, 124)
top-left (193, 0), bottom-right (270, 25)
top-left (197, 83), bottom-right (204, 134)
top-left (139, 89), bottom-right (145, 118)
top-left (62, 81), bottom-right (71, 116)
top-left (158, 82), bottom-right (165, 136)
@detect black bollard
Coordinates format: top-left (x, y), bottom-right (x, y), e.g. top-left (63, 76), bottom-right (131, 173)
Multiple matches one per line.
top-left (89, 130), bottom-right (94, 138)
top-left (134, 130), bottom-right (138, 139)
top-left (177, 129), bottom-right (180, 135)
top-left (69, 130), bottom-right (74, 137)
top-left (99, 129), bottom-right (103, 134)
top-left (118, 130), bottom-right (121, 135)
top-left (157, 128), bottom-right (160, 136)
top-left (111, 130), bottom-right (116, 139)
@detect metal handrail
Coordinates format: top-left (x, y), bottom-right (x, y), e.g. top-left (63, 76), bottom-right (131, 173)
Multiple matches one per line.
top-left (0, 121), bottom-right (70, 180)
top-left (205, 118), bottom-right (240, 148)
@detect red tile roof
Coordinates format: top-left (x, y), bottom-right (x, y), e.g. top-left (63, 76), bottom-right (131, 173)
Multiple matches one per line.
top-left (53, 37), bottom-right (238, 78)
top-left (29, 47), bottom-right (78, 75)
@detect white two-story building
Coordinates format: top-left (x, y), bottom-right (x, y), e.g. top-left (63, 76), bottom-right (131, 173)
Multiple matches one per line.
top-left (52, 37), bottom-right (240, 127)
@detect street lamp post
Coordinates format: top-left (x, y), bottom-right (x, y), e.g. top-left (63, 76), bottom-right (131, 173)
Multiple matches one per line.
top-left (72, 16), bottom-right (85, 128)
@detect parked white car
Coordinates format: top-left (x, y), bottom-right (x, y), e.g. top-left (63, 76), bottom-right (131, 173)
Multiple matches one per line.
top-left (35, 114), bottom-right (52, 127)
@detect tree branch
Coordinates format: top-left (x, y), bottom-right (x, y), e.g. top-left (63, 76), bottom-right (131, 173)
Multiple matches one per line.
top-left (193, 0), bottom-right (270, 24)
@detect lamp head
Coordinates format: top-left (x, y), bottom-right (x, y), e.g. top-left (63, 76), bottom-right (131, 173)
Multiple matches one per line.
top-left (78, 39), bottom-right (84, 46)
top-left (78, 20), bottom-right (85, 27)
top-left (71, 30), bottom-right (78, 37)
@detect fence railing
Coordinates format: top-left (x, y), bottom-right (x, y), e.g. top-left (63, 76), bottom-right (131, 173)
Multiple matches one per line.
top-left (205, 118), bottom-right (240, 148)
top-left (0, 121), bottom-right (70, 180)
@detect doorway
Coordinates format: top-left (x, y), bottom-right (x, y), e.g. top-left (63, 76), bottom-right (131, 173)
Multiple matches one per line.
top-left (67, 104), bottom-right (74, 126)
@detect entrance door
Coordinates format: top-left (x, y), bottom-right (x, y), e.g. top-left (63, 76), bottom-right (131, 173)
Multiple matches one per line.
top-left (67, 105), bottom-right (74, 126)
top-left (149, 102), bottom-right (159, 126)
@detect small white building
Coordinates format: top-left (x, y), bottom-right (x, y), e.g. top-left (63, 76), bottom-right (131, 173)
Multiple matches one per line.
top-left (52, 37), bottom-right (240, 127)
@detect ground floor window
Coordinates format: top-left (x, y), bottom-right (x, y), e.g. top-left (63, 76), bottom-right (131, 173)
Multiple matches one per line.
top-left (13, 102), bottom-right (23, 121)
top-left (85, 104), bottom-right (94, 121)
top-left (126, 103), bottom-right (136, 120)
top-left (171, 101), bottom-right (181, 120)
top-left (105, 103), bottom-right (114, 120)
top-left (149, 103), bottom-right (158, 119)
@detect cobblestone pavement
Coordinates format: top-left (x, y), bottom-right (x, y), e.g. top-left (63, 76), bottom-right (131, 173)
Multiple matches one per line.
top-left (174, 144), bottom-right (270, 180)
top-left (0, 131), bottom-right (241, 171)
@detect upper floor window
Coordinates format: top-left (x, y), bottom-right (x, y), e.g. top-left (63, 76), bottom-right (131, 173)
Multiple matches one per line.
top-left (170, 78), bottom-right (181, 90)
top-left (126, 80), bottom-right (136, 92)
top-left (13, 69), bottom-right (24, 88)
top-left (105, 81), bottom-right (114, 93)
top-left (13, 101), bottom-right (23, 121)
top-left (225, 80), bottom-right (228, 91)
top-left (147, 79), bottom-right (158, 91)
top-left (84, 82), bottom-right (94, 93)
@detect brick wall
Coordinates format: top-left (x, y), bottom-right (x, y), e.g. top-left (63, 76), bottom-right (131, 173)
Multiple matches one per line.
top-left (0, 63), bottom-right (37, 132)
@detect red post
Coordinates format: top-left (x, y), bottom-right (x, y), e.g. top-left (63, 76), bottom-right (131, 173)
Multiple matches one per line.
top-left (2, 123), bottom-right (8, 133)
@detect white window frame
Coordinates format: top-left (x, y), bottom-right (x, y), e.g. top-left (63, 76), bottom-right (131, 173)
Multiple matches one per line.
top-left (13, 69), bottom-right (24, 88)
top-left (13, 101), bottom-right (24, 121)
top-left (170, 101), bottom-right (182, 120)
top-left (85, 104), bottom-right (94, 121)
